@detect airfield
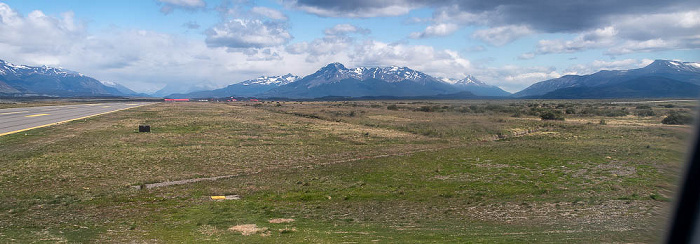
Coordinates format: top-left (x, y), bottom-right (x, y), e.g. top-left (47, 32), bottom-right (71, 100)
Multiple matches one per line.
top-left (0, 99), bottom-right (695, 242)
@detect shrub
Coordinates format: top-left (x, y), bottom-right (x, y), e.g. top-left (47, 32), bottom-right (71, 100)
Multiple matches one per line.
top-left (387, 104), bottom-right (399, 110)
top-left (661, 111), bottom-right (694, 125)
top-left (469, 105), bottom-right (484, 113)
top-left (605, 108), bottom-right (629, 117)
top-left (579, 107), bottom-right (629, 117)
top-left (417, 105), bottom-right (435, 112)
top-left (540, 110), bottom-right (565, 121)
top-left (635, 109), bottom-right (655, 117)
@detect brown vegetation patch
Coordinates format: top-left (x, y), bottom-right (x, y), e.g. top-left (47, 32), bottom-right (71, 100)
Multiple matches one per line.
top-left (462, 200), bottom-right (665, 231)
top-left (368, 115), bottom-right (413, 122)
top-left (229, 224), bottom-right (268, 236)
top-left (269, 218), bottom-right (295, 223)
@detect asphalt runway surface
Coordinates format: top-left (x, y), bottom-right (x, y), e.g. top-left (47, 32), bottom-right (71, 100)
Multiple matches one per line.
top-left (0, 102), bottom-right (153, 136)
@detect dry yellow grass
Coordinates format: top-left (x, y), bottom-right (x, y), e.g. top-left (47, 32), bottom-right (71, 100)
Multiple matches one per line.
top-left (229, 224), bottom-right (268, 236)
top-left (268, 218), bottom-right (295, 223)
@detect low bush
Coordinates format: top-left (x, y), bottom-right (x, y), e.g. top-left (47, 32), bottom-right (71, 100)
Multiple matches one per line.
top-left (661, 111), bottom-right (694, 125)
top-left (635, 109), bottom-right (655, 117)
top-left (540, 110), bottom-right (565, 121)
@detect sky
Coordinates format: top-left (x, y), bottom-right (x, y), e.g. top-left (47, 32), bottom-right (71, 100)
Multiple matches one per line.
top-left (0, 0), bottom-right (698, 93)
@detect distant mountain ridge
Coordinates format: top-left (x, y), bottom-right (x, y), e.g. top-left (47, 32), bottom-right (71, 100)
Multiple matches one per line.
top-left (538, 76), bottom-right (700, 99)
top-left (440, 75), bottom-right (511, 96)
top-left (0, 59), bottom-right (135, 97)
top-left (168, 73), bottom-right (298, 98)
top-left (172, 63), bottom-right (510, 99)
top-left (514, 60), bottom-right (700, 98)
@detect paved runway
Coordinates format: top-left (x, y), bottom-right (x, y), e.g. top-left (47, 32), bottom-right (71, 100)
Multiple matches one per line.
top-left (0, 102), bottom-right (154, 136)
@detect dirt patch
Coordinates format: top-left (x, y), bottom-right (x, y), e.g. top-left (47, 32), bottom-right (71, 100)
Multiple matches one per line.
top-left (597, 161), bottom-right (637, 176)
top-left (229, 224), bottom-right (268, 236)
top-left (269, 218), bottom-right (295, 224)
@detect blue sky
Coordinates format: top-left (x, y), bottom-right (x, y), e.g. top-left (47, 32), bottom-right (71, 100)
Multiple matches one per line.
top-left (0, 0), bottom-right (698, 93)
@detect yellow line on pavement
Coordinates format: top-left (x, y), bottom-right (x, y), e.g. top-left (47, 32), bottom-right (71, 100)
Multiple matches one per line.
top-left (0, 111), bottom-right (28, 115)
top-left (0, 104), bottom-right (152, 137)
top-left (25, 113), bottom-right (50, 117)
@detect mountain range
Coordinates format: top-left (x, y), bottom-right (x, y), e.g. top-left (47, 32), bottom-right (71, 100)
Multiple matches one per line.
top-left (2, 58), bottom-right (698, 99)
top-left (0, 59), bottom-right (135, 97)
top-left (169, 74), bottom-right (299, 98)
top-left (171, 63), bottom-right (510, 99)
top-left (515, 60), bottom-right (700, 98)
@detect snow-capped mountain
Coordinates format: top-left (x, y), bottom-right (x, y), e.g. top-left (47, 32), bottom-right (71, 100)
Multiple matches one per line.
top-left (440, 75), bottom-right (486, 86)
top-left (299, 63), bottom-right (437, 89)
top-left (169, 63), bottom-right (509, 99)
top-left (261, 63), bottom-right (462, 98)
top-left (0, 59), bottom-right (131, 97)
top-left (0, 60), bottom-right (82, 78)
top-left (440, 75), bottom-right (511, 96)
top-left (168, 74), bottom-right (299, 98)
top-left (514, 59), bottom-right (700, 98)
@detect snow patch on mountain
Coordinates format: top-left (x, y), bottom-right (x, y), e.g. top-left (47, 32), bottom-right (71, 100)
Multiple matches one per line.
top-left (0, 60), bottom-right (84, 78)
top-left (240, 73), bottom-right (299, 86)
top-left (101, 80), bottom-right (117, 87)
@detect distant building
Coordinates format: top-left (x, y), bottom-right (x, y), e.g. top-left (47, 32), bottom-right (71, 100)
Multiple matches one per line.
top-left (164, 99), bottom-right (189, 102)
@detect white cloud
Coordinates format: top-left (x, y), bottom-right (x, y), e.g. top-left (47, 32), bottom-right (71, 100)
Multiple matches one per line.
top-left (324, 24), bottom-right (370, 36)
top-left (606, 39), bottom-right (676, 55)
top-left (409, 23), bottom-right (459, 39)
top-left (469, 65), bottom-right (562, 92)
top-left (613, 10), bottom-right (700, 41)
top-left (518, 52), bottom-right (535, 60)
top-left (530, 9), bottom-right (700, 56)
top-left (349, 41), bottom-right (471, 78)
top-left (0, 3), bottom-right (85, 61)
top-left (285, 36), bottom-right (354, 62)
top-left (563, 59), bottom-right (649, 74)
top-left (472, 25), bottom-right (533, 46)
top-left (250, 7), bottom-right (288, 21)
top-left (284, 28), bottom-right (473, 79)
top-left (205, 19), bottom-right (292, 49)
top-left (533, 26), bottom-right (617, 55)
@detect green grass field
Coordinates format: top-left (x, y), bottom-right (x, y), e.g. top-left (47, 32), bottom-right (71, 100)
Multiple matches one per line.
top-left (0, 100), bottom-right (694, 242)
